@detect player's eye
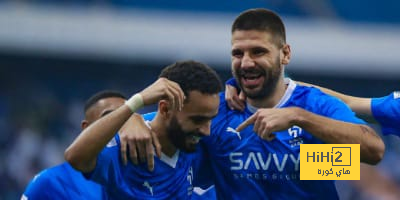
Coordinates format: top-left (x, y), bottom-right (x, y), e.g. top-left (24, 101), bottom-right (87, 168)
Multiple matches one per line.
top-left (231, 49), bottom-right (243, 58)
top-left (252, 48), bottom-right (267, 56)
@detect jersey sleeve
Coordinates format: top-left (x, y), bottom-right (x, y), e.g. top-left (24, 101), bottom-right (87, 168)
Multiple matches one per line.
top-left (371, 92), bottom-right (400, 136)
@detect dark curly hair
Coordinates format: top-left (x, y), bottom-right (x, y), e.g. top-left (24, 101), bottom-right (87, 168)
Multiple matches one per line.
top-left (159, 60), bottom-right (222, 101)
top-left (232, 8), bottom-right (286, 48)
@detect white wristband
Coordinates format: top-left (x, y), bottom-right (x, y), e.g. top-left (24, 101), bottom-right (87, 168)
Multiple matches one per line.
top-left (125, 93), bottom-right (144, 112)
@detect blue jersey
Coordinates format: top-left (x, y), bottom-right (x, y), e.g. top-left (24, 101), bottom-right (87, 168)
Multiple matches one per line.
top-left (22, 162), bottom-right (103, 200)
top-left (371, 91), bottom-right (400, 136)
top-left (200, 79), bottom-right (365, 200)
top-left (192, 186), bottom-right (217, 200)
top-left (141, 113), bottom-right (217, 200)
top-left (88, 117), bottom-right (197, 199)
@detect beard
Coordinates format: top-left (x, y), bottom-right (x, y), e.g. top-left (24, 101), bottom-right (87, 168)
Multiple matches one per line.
top-left (234, 56), bottom-right (282, 100)
top-left (166, 116), bottom-right (201, 153)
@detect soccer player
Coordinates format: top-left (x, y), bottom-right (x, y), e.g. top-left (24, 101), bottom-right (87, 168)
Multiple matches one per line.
top-left (121, 8), bottom-right (385, 199)
top-left (225, 80), bottom-right (400, 199)
top-left (64, 60), bottom-right (223, 199)
top-left (21, 90), bottom-right (126, 200)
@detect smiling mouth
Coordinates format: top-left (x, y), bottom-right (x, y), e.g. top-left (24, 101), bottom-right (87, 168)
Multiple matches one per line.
top-left (239, 69), bottom-right (264, 80)
top-left (242, 74), bottom-right (262, 80)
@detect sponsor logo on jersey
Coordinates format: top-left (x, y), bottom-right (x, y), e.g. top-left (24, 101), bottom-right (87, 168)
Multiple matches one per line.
top-left (227, 127), bottom-right (241, 140)
top-left (229, 152), bottom-right (300, 181)
top-left (143, 181), bottom-right (154, 196)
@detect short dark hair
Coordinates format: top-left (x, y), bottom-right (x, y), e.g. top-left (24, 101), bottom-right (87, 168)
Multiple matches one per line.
top-left (84, 90), bottom-right (126, 113)
top-left (159, 60), bottom-right (222, 101)
top-left (231, 8), bottom-right (286, 47)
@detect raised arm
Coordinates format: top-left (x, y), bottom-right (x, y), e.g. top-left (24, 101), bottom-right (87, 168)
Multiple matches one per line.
top-left (64, 78), bottom-right (184, 173)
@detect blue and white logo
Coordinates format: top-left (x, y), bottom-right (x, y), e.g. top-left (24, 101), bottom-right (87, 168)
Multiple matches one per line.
top-left (288, 126), bottom-right (302, 138)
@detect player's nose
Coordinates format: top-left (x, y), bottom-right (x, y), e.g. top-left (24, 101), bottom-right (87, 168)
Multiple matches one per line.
top-left (198, 121), bottom-right (211, 136)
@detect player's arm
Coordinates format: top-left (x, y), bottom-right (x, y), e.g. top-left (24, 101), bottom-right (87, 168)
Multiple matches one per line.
top-left (297, 81), bottom-right (372, 116)
top-left (65, 78), bottom-right (185, 173)
top-left (237, 107), bottom-right (384, 165)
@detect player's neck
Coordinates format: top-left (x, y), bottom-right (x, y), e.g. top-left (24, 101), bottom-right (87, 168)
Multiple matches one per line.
top-left (149, 117), bottom-right (177, 157)
top-left (247, 79), bottom-right (287, 108)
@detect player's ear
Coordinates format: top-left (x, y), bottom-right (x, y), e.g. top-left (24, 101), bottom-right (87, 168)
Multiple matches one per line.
top-left (81, 120), bottom-right (89, 130)
top-left (158, 100), bottom-right (171, 118)
top-left (281, 44), bottom-right (291, 65)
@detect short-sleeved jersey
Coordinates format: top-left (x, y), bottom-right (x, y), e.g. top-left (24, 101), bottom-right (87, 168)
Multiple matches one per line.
top-left (88, 114), bottom-right (197, 200)
top-left (371, 91), bottom-right (400, 136)
top-left (21, 162), bottom-right (103, 200)
top-left (200, 79), bottom-right (365, 200)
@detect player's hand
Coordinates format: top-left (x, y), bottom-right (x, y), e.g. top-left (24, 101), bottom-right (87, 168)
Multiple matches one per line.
top-left (119, 114), bottom-right (161, 171)
top-left (236, 107), bottom-right (298, 141)
top-left (225, 84), bottom-right (246, 111)
top-left (140, 78), bottom-right (185, 111)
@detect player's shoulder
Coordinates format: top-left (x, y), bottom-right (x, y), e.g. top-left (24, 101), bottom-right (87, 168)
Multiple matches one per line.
top-left (291, 83), bottom-right (353, 118)
top-left (393, 91), bottom-right (400, 99)
top-left (22, 164), bottom-right (64, 198)
top-left (294, 84), bottom-right (332, 98)
top-left (291, 83), bottom-right (342, 106)
top-left (32, 163), bottom-right (65, 182)
top-left (372, 91), bottom-right (400, 103)
top-left (371, 91), bottom-right (400, 111)
top-left (371, 91), bottom-right (400, 136)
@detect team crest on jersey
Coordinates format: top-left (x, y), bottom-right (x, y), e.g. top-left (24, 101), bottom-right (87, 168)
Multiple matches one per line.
top-left (394, 91), bottom-right (400, 99)
top-left (288, 126), bottom-right (303, 147)
top-left (288, 126), bottom-right (302, 138)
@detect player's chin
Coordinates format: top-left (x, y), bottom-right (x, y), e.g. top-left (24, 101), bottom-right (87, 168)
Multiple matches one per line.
top-left (182, 142), bottom-right (198, 153)
top-left (243, 87), bottom-right (263, 98)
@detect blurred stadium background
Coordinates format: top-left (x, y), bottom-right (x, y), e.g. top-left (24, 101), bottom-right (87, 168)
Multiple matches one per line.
top-left (0, 1), bottom-right (399, 199)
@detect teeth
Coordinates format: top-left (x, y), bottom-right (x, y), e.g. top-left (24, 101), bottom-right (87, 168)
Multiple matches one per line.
top-left (242, 74), bottom-right (261, 79)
